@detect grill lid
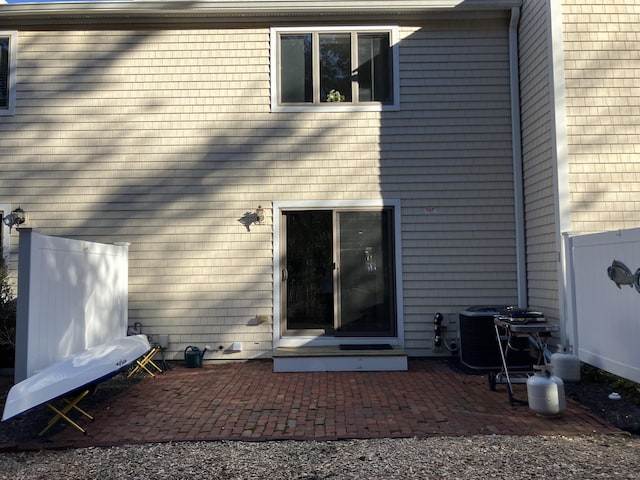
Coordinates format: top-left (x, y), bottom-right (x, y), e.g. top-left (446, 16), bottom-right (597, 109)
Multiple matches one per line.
top-left (496, 306), bottom-right (546, 324)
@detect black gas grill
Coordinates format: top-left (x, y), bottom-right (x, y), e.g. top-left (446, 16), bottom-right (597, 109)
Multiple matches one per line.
top-left (494, 306), bottom-right (546, 325)
top-left (489, 306), bottom-right (558, 406)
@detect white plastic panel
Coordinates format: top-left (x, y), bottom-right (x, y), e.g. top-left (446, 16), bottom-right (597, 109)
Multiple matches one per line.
top-left (15, 230), bottom-right (128, 381)
top-left (570, 228), bottom-right (640, 383)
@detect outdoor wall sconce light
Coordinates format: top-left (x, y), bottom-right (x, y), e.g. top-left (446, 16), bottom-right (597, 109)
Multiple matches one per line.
top-left (2, 207), bottom-right (26, 231)
top-left (255, 205), bottom-right (265, 223)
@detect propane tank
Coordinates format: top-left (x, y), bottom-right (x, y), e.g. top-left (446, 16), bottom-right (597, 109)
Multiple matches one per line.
top-left (550, 345), bottom-right (581, 383)
top-left (527, 365), bottom-right (566, 417)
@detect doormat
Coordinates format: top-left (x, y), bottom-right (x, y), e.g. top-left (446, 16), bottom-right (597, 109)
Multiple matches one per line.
top-left (339, 344), bottom-right (393, 350)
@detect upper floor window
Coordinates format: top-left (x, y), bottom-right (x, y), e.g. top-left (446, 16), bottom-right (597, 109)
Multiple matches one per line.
top-left (271, 26), bottom-right (399, 112)
top-left (0, 32), bottom-right (17, 116)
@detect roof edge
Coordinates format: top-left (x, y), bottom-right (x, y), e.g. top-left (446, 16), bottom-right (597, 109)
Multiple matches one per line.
top-left (0, 0), bottom-right (522, 24)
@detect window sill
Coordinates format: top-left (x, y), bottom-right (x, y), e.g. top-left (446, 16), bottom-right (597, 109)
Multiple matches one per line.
top-left (271, 103), bottom-right (399, 113)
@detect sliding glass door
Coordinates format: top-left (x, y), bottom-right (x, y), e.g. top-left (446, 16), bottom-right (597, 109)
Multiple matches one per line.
top-left (281, 208), bottom-right (396, 337)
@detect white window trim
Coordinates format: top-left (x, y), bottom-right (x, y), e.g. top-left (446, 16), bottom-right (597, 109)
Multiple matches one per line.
top-left (272, 199), bottom-right (404, 349)
top-left (270, 26), bottom-right (400, 113)
top-left (1, 204), bottom-right (11, 262)
top-left (0, 31), bottom-right (17, 116)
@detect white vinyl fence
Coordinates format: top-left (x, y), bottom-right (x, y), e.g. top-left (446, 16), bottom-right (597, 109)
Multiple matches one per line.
top-left (566, 228), bottom-right (640, 383)
top-left (15, 230), bottom-right (129, 382)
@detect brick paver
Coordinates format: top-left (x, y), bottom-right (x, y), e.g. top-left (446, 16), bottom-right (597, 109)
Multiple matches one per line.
top-left (6, 359), bottom-right (622, 449)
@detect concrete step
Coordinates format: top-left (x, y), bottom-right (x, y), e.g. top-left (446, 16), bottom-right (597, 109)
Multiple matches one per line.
top-left (272, 345), bottom-right (408, 372)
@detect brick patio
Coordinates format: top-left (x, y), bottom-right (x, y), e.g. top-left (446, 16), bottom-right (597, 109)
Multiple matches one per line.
top-left (3, 358), bottom-right (621, 450)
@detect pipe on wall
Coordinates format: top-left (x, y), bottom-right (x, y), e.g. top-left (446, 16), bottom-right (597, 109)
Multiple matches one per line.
top-left (508, 6), bottom-right (527, 308)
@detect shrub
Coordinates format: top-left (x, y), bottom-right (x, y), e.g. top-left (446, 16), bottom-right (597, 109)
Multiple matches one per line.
top-left (0, 256), bottom-right (16, 349)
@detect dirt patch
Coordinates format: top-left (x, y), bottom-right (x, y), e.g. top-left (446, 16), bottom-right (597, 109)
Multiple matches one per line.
top-left (565, 378), bottom-right (640, 435)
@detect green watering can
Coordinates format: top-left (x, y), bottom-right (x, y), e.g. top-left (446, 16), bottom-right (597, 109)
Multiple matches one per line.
top-left (184, 345), bottom-right (209, 368)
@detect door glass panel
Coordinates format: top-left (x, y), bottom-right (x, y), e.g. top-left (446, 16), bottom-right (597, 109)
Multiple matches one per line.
top-left (337, 210), bottom-right (395, 335)
top-left (282, 208), bottom-right (396, 337)
top-left (284, 211), bottom-right (334, 331)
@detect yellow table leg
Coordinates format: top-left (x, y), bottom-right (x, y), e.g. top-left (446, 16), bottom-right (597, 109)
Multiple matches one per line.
top-left (127, 346), bottom-right (163, 378)
top-left (39, 388), bottom-right (93, 436)
top-left (62, 397), bottom-right (94, 421)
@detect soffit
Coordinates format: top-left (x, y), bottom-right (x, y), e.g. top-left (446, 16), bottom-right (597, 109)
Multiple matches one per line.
top-left (0, 0), bottom-right (521, 27)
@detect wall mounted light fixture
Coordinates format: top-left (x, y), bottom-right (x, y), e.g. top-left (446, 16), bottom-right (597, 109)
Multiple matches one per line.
top-left (255, 205), bottom-right (265, 223)
top-left (2, 207), bottom-right (26, 231)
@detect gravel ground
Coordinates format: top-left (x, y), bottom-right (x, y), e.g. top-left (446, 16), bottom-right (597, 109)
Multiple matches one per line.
top-left (2, 366), bottom-right (639, 479)
top-left (0, 434), bottom-right (639, 479)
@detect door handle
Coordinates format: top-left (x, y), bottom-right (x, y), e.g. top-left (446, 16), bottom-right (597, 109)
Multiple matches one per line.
top-left (282, 269), bottom-right (288, 281)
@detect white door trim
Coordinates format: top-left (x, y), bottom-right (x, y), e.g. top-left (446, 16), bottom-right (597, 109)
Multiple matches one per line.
top-left (272, 199), bottom-right (404, 349)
